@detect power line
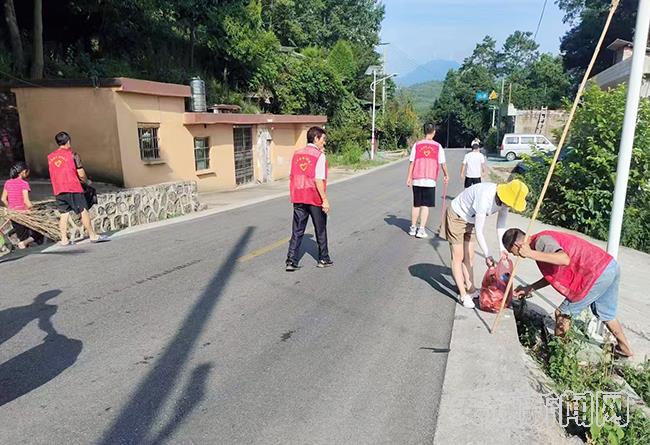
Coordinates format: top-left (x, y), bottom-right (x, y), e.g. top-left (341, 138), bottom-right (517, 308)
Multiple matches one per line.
top-left (533, 0), bottom-right (549, 42)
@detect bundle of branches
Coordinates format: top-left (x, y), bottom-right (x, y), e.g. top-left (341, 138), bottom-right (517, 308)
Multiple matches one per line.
top-left (0, 207), bottom-right (61, 241)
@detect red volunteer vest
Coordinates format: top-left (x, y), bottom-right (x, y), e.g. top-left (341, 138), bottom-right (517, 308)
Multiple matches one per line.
top-left (290, 145), bottom-right (327, 206)
top-left (530, 231), bottom-right (613, 302)
top-left (48, 147), bottom-right (83, 195)
top-left (412, 140), bottom-right (441, 180)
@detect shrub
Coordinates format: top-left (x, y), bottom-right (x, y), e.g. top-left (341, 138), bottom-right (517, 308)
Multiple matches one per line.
top-left (516, 85), bottom-right (650, 253)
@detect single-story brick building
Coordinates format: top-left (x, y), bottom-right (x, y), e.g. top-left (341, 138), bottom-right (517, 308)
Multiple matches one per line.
top-left (11, 77), bottom-right (326, 191)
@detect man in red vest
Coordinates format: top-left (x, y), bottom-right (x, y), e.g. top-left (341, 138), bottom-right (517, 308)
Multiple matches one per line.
top-left (286, 126), bottom-right (332, 271)
top-left (502, 228), bottom-right (633, 357)
top-left (48, 131), bottom-right (108, 245)
top-left (406, 123), bottom-right (449, 238)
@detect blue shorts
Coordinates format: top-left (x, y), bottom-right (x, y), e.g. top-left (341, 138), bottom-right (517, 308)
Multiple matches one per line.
top-left (558, 259), bottom-right (619, 322)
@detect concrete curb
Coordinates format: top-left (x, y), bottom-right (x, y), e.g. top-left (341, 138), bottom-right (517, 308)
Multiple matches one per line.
top-left (109, 157), bottom-right (407, 240)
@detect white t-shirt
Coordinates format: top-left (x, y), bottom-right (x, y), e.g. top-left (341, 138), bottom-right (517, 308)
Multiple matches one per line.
top-left (462, 151), bottom-right (486, 178)
top-left (451, 182), bottom-right (509, 257)
top-left (307, 144), bottom-right (327, 180)
top-left (409, 141), bottom-right (446, 187)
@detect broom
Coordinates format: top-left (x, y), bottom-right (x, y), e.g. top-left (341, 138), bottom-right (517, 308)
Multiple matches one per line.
top-left (0, 207), bottom-right (62, 241)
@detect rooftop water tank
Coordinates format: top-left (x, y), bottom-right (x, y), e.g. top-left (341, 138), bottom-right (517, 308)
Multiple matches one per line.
top-left (190, 77), bottom-right (207, 112)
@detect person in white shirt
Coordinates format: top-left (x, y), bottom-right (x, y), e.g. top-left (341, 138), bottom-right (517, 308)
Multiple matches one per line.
top-left (439, 180), bottom-right (529, 308)
top-left (461, 141), bottom-right (487, 188)
top-left (406, 123), bottom-right (449, 238)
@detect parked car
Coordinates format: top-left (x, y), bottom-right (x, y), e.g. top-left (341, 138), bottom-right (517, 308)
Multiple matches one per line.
top-left (499, 133), bottom-right (556, 161)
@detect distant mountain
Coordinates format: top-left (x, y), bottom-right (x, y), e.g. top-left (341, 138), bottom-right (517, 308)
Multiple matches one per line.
top-left (401, 80), bottom-right (443, 116)
top-left (396, 59), bottom-right (460, 87)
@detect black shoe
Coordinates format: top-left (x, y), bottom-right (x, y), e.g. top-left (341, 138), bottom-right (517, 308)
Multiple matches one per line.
top-left (316, 259), bottom-right (334, 268)
top-left (285, 262), bottom-right (301, 272)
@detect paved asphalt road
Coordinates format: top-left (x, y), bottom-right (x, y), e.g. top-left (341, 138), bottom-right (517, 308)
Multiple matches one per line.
top-left (1, 150), bottom-right (469, 445)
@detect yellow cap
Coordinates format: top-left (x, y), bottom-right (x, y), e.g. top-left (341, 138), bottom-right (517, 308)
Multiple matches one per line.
top-left (496, 179), bottom-right (529, 212)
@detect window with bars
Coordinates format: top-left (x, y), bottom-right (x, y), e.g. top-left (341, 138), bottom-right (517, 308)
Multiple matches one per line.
top-left (194, 137), bottom-right (210, 171)
top-left (138, 125), bottom-right (160, 161)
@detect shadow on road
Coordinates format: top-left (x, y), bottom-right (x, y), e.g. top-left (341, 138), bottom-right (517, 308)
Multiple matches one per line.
top-left (296, 234), bottom-right (319, 263)
top-left (0, 290), bottom-right (83, 407)
top-left (408, 263), bottom-right (458, 302)
top-left (97, 227), bottom-right (255, 445)
top-left (384, 214), bottom-right (411, 234)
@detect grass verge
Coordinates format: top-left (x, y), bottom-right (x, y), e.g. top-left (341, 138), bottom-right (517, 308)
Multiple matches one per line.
top-left (514, 299), bottom-right (650, 444)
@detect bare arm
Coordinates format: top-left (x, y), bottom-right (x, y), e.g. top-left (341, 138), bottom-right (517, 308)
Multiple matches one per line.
top-left (406, 162), bottom-right (414, 186)
top-left (514, 277), bottom-right (550, 298)
top-left (1, 189), bottom-right (8, 207)
top-left (316, 179), bottom-right (329, 213)
top-left (527, 249), bottom-right (570, 266)
top-left (22, 189), bottom-right (33, 210)
top-left (460, 163), bottom-right (466, 179)
top-left (440, 163), bottom-right (449, 184)
top-left (77, 167), bottom-right (89, 184)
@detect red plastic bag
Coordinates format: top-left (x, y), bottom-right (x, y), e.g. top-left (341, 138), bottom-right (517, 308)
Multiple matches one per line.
top-left (479, 257), bottom-right (514, 312)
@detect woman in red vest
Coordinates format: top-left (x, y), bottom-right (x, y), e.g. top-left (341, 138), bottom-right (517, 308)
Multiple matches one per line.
top-left (502, 228), bottom-right (633, 357)
top-left (285, 127), bottom-right (332, 271)
top-left (48, 131), bottom-right (108, 245)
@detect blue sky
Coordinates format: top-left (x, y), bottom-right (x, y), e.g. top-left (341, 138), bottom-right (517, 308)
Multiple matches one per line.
top-left (380, 0), bottom-right (572, 76)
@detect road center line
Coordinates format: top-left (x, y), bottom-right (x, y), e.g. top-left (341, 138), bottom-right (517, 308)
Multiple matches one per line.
top-left (238, 236), bottom-right (291, 262)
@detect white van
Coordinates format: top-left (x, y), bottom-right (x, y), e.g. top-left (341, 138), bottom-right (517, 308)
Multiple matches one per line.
top-left (500, 133), bottom-right (556, 161)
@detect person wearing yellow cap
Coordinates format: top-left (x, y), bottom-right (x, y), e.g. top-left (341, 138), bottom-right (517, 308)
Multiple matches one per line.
top-left (439, 180), bottom-right (529, 308)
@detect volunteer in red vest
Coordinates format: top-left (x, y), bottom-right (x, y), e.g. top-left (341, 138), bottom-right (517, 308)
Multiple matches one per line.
top-left (285, 126), bottom-right (332, 271)
top-left (406, 123), bottom-right (449, 238)
top-left (502, 228), bottom-right (633, 358)
top-left (48, 131), bottom-right (108, 245)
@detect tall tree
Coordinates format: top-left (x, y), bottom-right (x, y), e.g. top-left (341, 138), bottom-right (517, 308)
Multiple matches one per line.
top-left (463, 36), bottom-right (499, 75)
top-left (30, 0), bottom-right (43, 79)
top-left (3, 0), bottom-right (25, 74)
top-left (499, 31), bottom-right (539, 75)
top-left (557, 0), bottom-right (636, 78)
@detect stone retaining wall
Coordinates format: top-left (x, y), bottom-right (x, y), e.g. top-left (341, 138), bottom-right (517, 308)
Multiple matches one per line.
top-left (43, 181), bottom-right (205, 241)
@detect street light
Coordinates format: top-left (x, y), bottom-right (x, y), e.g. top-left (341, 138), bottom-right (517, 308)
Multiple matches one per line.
top-left (367, 68), bottom-right (398, 160)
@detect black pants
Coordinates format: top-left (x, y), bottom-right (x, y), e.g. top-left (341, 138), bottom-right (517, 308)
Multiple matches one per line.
top-left (464, 177), bottom-right (482, 188)
top-left (13, 221), bottom-right (45, 244)
top-left (287, 203), bottom-right (330, 264)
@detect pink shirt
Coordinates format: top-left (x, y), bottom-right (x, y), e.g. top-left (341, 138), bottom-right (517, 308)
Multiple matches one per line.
top-left (3, 177), bottom-right (30, 210)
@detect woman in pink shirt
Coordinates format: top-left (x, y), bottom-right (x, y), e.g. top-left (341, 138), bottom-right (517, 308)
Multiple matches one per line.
top-left (1, 162), bottom-right (44, 248)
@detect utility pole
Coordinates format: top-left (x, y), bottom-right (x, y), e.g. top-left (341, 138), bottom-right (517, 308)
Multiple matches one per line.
top-left (371, 68), bottom-right (377, 160)
top-left (382, 46), bottom-right (387, 116)
top-left (607, 0), bottom-right (650, 258)
top-left (496, 78), bottom-right (505, 152)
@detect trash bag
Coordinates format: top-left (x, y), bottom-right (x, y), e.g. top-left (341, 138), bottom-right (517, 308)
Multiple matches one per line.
top-left (479, 257), bottom-right (514, 312)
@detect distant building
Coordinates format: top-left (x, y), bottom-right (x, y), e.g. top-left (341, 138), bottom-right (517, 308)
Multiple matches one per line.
top-left (591, 38), bottom-right (650, 95)
top-left (10, 78), bottom-right (326, 191)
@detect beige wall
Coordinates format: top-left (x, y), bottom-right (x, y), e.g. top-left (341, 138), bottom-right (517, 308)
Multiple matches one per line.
top-left (513, 110), bottom-right (568, 144)
top-left (12, 87), bottom-right (123, 184)
top-left (114, 92), bottom-right (237, 191)
top-left (269, 124), bottom-right (310, 181)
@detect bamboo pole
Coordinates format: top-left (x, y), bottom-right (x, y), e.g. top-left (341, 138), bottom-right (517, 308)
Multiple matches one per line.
top-left (491, 0), bottom-right (621, 333)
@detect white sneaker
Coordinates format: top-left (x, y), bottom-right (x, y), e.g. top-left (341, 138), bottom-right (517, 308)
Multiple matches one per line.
top-left (460, 295), bottom-right (476, 309)
top-left (409, 225), bottom-right (417, 236)
top-left (415, 227), bottom-right (428, 238)
top-left (467, 289), bottom-right (480, 299)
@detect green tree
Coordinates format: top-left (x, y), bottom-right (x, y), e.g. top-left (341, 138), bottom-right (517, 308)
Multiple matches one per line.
top-left (517, 85), bottom-right (650, 253)
top-left (463, 35), bottom-right (499, 75)
top-left (327, 40), bottom-right (356, 84)
top-left (499, 30), bottom-right (539, 75)
top-left (557, 0), bottom-right (637, 79)
top-left (508, 54), bottom-right (571, 109)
